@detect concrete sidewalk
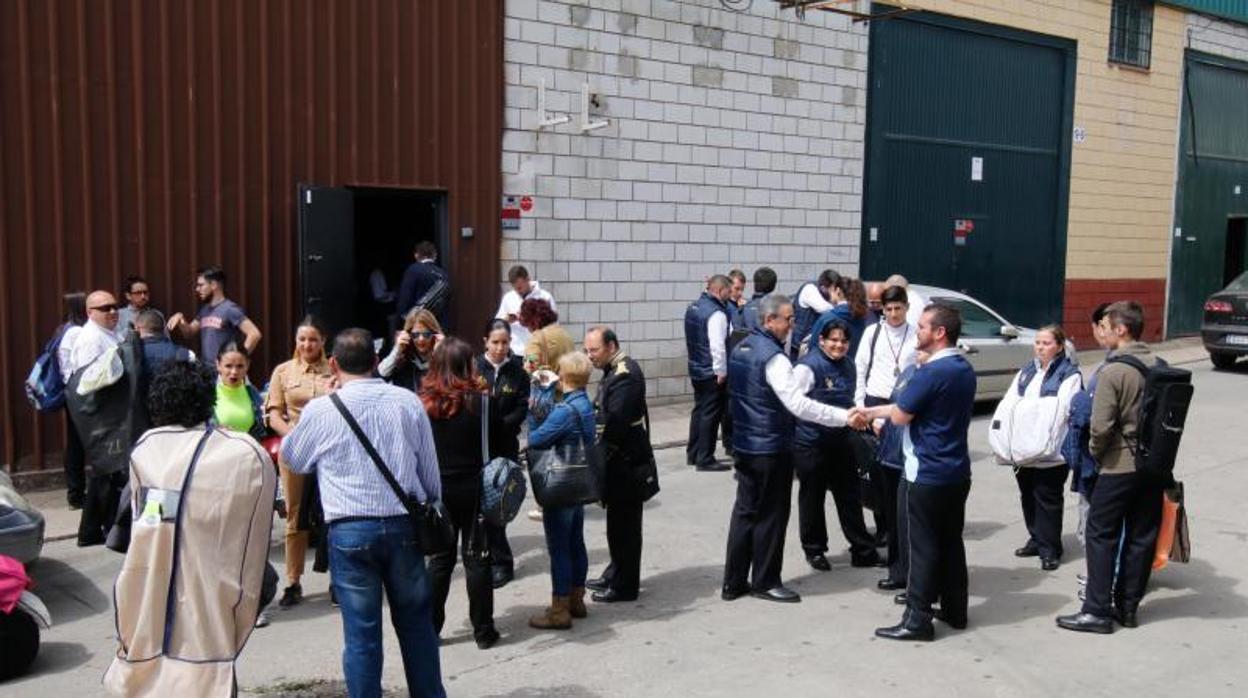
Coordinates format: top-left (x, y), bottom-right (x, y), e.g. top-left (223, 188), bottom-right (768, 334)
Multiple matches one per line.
top-left (27, 337), bottom-right (1210, 543)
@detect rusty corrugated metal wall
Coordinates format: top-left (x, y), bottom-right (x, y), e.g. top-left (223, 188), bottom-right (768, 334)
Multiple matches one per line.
top-left (0, 0), bottom-right (503, 481)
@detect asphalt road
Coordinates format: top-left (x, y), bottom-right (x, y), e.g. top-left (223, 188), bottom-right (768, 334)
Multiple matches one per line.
top-left (6, 359), bottom-right (1247, 697)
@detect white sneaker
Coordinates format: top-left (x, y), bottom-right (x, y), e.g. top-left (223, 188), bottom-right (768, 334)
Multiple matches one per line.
top-left (527, 508), bottom-right (543, 522)
top-left (255, 610), bottom-right (271, 628)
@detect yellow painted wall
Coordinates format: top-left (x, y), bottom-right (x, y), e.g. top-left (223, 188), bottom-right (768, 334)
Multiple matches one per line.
top-left (902, 0), bottom-right (1185, 279)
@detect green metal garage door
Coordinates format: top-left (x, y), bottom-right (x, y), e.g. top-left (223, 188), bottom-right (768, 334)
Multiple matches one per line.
top-left (861, 11), bottom-right (1076, 328)
top-left (1168, 51), bottom-right (1248, 336)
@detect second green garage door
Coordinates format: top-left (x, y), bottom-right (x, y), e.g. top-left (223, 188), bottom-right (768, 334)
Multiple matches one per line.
top-left (861, 11), bottom-right (1077, 328)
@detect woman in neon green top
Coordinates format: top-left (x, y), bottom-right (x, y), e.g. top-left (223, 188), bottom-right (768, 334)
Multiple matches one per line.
top-left (214, 343), bottom-right (265, 440)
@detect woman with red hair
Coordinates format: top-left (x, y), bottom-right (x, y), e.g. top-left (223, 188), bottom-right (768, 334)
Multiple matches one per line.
top-left (519, 297), bottom-right (574, 375)
top-left (419, 337), bottom-right (500, 650)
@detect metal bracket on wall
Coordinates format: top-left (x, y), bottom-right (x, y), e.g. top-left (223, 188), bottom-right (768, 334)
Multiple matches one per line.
top-left (775, 0), bottom-right (918, 22)
top-left (580, 83), bottom-right (609, 133)
top-left (537, 79), bottom-right (569, 130)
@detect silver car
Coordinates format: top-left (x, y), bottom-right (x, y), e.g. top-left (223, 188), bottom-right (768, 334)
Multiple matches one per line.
top-left (904, 285), bottom-right (1042, 401)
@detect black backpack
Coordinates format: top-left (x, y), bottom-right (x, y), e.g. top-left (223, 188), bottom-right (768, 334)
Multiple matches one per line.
top-left (1108, 355), bottom-right (1193, 476)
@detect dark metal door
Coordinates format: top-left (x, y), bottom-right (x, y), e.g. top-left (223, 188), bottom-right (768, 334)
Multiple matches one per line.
top-left (862, 10), bottom-right (1076, 328)
top-left (1168, 52), bottom-right (1248, 335)
top-left (298, 184), bottom-right (356, 340)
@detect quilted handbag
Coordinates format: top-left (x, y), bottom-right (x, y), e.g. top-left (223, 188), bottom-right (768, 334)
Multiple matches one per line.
top-left (478, 395), bottom-right (527, 526)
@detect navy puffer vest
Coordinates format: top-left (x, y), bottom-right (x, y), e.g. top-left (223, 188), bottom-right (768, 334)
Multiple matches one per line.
top-left (728, 329), bottom-right (793, 455)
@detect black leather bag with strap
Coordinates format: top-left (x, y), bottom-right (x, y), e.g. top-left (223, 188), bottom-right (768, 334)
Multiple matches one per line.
top-left (328, 393), bottom-right (455, 556)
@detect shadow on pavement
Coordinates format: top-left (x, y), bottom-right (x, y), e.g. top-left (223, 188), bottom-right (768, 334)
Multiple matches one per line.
top-left (482, 686), bottom-right (602, 698)
top-left (1143, 557), bottom-right (1248, 622)
top-left (32, 557), bottom-right (112, 624)
top-left (965, 564), bottom-right (1069, 628)
top-left (963, 519), bottom-right (1008, 542)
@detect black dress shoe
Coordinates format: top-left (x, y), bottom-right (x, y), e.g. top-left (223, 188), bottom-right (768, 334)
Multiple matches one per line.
top-left (592, 588), bottom-right (639, 603)
top-left (695, 461), bottom-right (731, 472)
top-left (806, 553), bottom-right (831, 572)
top-left (893, 592), bottom-right (908, 605)
top-left (851, 551), bottom-right (887, 568)
top-left (875, 617), bottom-right (935, 642)
top-left (475, 627), bottom-right (501, 650)
top-left (1113, 607), bottom-right (1138, 628)
top-left (76, 536), bottom-right (105, 548)
top-left (877, 578), bottom-right (905, 591)
top-left (721, 585), bottom-right (751, 601)
top-left (1056, 612), bottom-right (1114, 634)
top-left (935, 608), bottom-right (967, 630)
top-left (1014, 541), bottom-right (1040, 558)
top-left (752, 586), bottom-right (801, 603)
top-left (1040, 558), bottom-right (1060, 571)
top-left (491, 567), bottom-right (514, 590)
top-left (585, 575), bottom-right (610, 592)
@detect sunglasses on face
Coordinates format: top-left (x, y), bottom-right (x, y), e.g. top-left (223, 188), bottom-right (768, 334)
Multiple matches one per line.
top-left (90, 304), bottom-right (120, 313)
top-left (411, 331), bottom-right (435, 339)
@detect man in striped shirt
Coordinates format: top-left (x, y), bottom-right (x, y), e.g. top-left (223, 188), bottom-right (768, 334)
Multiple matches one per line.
top-left (282, 327), bottom-right (445, 698)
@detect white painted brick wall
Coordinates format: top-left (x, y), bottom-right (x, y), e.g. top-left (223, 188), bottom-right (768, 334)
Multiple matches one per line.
top-left (502, 0), bottom-right (868, 401)
top-left (1188, 12), bottom-right (1248, 64)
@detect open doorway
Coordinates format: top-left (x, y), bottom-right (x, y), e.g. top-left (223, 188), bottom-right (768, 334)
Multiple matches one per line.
top-left (1225, 217), bottom-right (1247, 288)
top-left (298, 184), bottom-right (447, 344)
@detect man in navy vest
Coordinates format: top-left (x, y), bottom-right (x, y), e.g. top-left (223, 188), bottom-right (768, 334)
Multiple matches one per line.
top-left (739, 267), bottom-right (777, 334)
top-left (722, 294), bottom-right (858, 604)
top-left (790, 269), bottom-right (841, 359)
top-left (859, 303), bottom-right (977, 641)
top-left (684, 275), bottom-right (733, 472)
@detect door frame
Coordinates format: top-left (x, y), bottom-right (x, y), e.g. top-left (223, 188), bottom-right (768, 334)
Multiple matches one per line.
top-left (861, 6), bottom-right (1078, 324)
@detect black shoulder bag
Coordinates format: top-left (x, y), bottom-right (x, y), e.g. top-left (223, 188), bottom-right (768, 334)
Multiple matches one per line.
top-left (328, 393), bottom-right (455, 556)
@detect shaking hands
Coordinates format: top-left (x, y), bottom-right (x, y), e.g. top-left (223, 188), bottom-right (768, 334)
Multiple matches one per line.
top-left (847, 406), bottom-right (870, 431)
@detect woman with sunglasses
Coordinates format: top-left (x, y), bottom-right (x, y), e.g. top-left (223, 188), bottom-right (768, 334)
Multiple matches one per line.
top-left (379, 308), bottom-right (443, 392)
top-left (265, 316), bottom-right (335, 609)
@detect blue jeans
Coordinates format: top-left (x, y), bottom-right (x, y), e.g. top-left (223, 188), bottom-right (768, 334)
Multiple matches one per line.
top-left (328, 516), bottom-right (446, 698)
top-left (541, 505), bottom-right (588, 595)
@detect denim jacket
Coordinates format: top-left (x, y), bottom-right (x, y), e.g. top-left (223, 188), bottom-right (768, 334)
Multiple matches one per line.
top-left (528, 389), bottom-right (595, 450)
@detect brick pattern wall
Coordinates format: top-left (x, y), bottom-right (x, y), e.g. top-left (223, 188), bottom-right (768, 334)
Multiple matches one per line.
top-left (1064, 278), bottom-right (1166, 347)
top-left (1187, 11), bottom-right (1248, 63)
top-left (501, 0), bottom-right (868, 401)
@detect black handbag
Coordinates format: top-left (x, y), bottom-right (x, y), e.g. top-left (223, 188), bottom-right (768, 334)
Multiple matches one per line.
top-left (527, 406), bottom-right (604, 508)
top-left (329, 393), bottom-right (455, 556)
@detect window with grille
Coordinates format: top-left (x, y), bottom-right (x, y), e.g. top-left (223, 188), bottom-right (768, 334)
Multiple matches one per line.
top-left (1109, 0), bottom-right (1154, 69)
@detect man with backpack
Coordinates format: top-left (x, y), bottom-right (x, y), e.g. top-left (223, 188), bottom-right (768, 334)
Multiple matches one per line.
top-left (1057, 301), bottom-right (1180, 633)
top-left (396, 241), bottom-right (451, 330)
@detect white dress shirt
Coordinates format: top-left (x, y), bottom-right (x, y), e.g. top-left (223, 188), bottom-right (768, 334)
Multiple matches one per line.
top-left (496, 281), bottom-right (556, 356)
top-left (707, 310), bottom-right (728, 378)
top-left (766, 353), bottom-right (848, 427)
top-left (854, 320), bottom-right (918, 406)
top-left (797, 283), bottom-right (835, 315)
top-left (67, 320), bottom-right (120, 377)
top-left (57, 325), bottom-right (83, 383)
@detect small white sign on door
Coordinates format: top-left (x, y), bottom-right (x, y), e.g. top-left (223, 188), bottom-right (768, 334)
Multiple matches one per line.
top-left (971, 157), bottom-right (984, 182)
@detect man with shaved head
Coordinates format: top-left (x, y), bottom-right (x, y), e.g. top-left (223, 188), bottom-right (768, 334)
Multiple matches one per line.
top-left (684, 274), bottom-right (733, 471)
top-left (67, 290), bottom-right (123, 375)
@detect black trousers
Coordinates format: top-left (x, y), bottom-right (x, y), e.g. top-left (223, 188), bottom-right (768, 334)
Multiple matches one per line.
top-left (599, 498), bottom-right (644, 595)
top-left (427, 486), bottom-right (495, 640)
top-left (687, 378), bottom-right (726, 466)
top-left (720, 405), bottom-right (735, 456)
top-left (885, 467), bottom-right (910, 583)
top-left (63, 411), bottom-right (85, 506)
top-left (863, 396), bottom-right (891, 540)
top-left (1082, 472), bottom-right (1164, 617)
top-left (793, 440), bottom-right (875, 558)
top-left (78, 469), bottom-right (127, 545)
top-left (485, 522), bottom-right (512, 572)
top-left (724, 452), bottom-right (794, 592)
top-left (906, 479), bottom-right (971, 624)
top-left (1015, 465), bottom-right (1069, 560)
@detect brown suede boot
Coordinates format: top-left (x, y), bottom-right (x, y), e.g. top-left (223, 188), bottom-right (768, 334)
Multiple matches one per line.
top-left (529, 596), bottom-right (572, 630)
top-left (569, 587), bottom-right (588, 619)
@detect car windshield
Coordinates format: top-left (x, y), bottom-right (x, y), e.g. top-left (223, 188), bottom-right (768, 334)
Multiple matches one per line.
top-left (1226, 272), bottom-right (1248, 293)
top-left (930, 296), bottom-right (1005, 339)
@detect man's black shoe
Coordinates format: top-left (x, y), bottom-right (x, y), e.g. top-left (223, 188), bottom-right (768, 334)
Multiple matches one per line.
top-left (893, 592), bottom-right (908, 605)
top-left (1056, 612), bottom-right (1114, 634)
top-left (67, 495), bottom-right (84, 511)
top-left (592, 588), bottom-right (639, 603)
top-left (1014, 541), bottom-right (1040, 558)
top-left (491, 567), bottom-right (514, 590)
top-left (721, 585), bottom-right (750, 601)
top-left (875, 614), bottom-right (935, 642)
top-left (851, 551), bottom-right (886, 568)
top-left (278, 583), bottom-right (303, 609)
top-left (877, 578), bottom-right (905, 591)
top-left (1113, 607), bottom-right (1138, 628)
top-left (1041, 558), bottom-right (1060, 571)
top-left (935, 608), bottom-right (967, 630)
top-left (585, 575), bottom-right (610, 592)
top-left (695, 461), bottom-right (731, 472)
top-left (751, 586), bottom-right (801, 603)
top-left (806, 553), bottom-right (832, 572)
top-left (475, 627), bottom-right (501, 650)
top-left (76, 536), bottom-right (105, 548)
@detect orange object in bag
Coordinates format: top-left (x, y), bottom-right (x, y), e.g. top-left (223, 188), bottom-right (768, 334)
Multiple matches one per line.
top-left (1153, 488), bottom-right (1180, 570)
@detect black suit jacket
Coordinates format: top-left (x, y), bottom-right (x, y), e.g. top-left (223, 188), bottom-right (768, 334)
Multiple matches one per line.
top-left (594, 353), bottom-right (653, 502)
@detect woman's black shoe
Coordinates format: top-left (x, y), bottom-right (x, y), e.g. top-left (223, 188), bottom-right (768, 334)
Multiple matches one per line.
top-left (1040, 558), bottom-right (1060, 571)
top-left (806, 553), bottom-right (832, 571)
top-left (585, 576), bottom-right (610, 592)
top-left (475, 627), bottom-right (501, 650)
top-left (278, 583), bottom-right (303, 609)
top-left (592, 588), bottom-right (638, 603)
